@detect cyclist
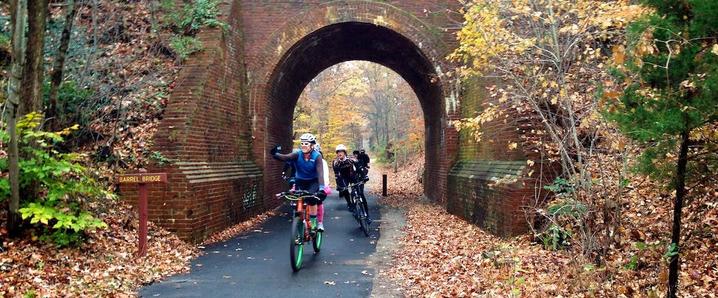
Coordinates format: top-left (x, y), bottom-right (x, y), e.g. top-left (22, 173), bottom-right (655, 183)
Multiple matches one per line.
top-left (358, 149), bottom-right (370, 171)
top-left (333, 144), bottom-right (368, 220)
top-left (271, 133), bottom-right (328, 231)
top-left (333, 144), bottom-right (356, 210)
top-left (314, 143), bottom-right (332, 196)
top-left (350, 150), bottom-right (370, 223)
top-left (352, 150), bottom-right (370, 182)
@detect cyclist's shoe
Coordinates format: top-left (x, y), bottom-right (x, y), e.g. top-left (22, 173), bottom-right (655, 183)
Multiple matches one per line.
top-left (363, 176), bottom-right (370, 182)
top-left (317, 222), bottom-right (324, 232)
top-left (366, 217), bottom-right (372, 225)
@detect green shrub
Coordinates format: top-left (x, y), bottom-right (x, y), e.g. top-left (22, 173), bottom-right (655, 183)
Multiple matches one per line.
top-left (169, 36), bottom-right (203, 61)
top-left (370, 142), bottom-right (394, 165)
top-left (23, 290), bottom-right (37, 298)
top-left (546, 198), bottom-right (587, 219)
top-left (543, 177), bottom-right (574, 195)
top-left (148, 150), bottom-right (172, 166)
top-left (160, 0), bottom-right (227, 63)
top-left (0, 113), bottom-right (111, 247)
top-left (162, 0), bottom-right (227, 35)
top-left (38, 227), bottom-right (85, 248)
top-left (42, 80), bottom-right (94, 129)
top-left (537, 178), bottom-right (587, 250)
top-left (537, 223), bottom-right (572, 251)
top-left (0, 33), bottom-right (9, 49)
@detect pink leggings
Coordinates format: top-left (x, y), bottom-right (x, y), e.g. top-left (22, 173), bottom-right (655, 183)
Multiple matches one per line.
top-left (317, 204), bottom-right (324, 223)
top-left (308, 203), bottom-right (324, 223)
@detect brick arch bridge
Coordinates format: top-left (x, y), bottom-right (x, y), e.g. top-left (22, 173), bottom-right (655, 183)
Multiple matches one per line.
top-left (121, 0), bottom-right (544, 243)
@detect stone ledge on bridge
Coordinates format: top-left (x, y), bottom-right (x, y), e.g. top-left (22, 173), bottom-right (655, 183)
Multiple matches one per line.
top-left (447, 160), bottom-right (534, 237)
top-left (177, 161), bottom-right (262, 184)
top-left (119, 160), bottom-right (264, 243)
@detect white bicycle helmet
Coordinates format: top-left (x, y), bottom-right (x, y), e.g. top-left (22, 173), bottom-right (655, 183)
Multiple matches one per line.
top-left (335, 144), bottom-right (347, 153)
top-left (299, 133), bottom-right (316, 144)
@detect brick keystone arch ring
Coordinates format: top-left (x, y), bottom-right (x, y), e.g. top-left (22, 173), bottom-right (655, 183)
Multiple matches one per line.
top-left (249, 1), bottom-right (457, 205)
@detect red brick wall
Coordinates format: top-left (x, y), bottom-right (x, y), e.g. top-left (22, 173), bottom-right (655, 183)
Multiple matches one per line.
top-left (446, 75), bottom-right (555, 237)
top-left (121, 0), bottom-right (549, 242)
top-left (120, 0), bottom-right (263, 243)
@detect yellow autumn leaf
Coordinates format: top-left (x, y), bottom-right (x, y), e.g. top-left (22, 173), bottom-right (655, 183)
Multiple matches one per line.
top-left (541, 79), bottom-right (549, 88)
top-left (603, 90), bottom-right (620, 100)
top-left (712, 44), bottom-right (718, 56)
top-left (508, 142), bottom-right (518, 150)
top-left (499, 93), bottom-right (508, 103)
top-left (612, 45), bottom-right (625, 64)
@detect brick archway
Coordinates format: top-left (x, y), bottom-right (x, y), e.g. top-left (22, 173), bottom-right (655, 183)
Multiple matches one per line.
top-left (121, 1), bottom-right (480, 243)
top-left (247, 2), bottom-right (459, 208)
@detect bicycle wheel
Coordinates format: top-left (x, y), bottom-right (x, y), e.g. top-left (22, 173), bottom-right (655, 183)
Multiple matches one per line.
top-left (352, 203), bottom-right (362, 225)
top-left (290, 216), bottom-right (304, 272)
top-left (358, 199), bottom-right (370, 237)
top-left (350, 190), bottom-right (361, 225)
top-left (312, 229), bottom-right (323, 253)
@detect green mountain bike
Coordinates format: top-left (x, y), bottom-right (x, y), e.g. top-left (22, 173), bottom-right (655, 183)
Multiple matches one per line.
top-left (276, 189), bottom-right (323, 272)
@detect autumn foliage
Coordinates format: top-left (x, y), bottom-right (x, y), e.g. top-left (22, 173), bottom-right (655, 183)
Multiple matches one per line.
top-left (294, 61), bottom-right (424, 166)
top-left (0, 0), bottom-right (716, 296)
top-left (444, 0), bottom-right (717, 296)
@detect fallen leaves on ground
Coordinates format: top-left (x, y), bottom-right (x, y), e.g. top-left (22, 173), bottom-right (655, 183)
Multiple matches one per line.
top-left (369, 153), bottom-right (717, 297)
top-left (0, 202), bottom-right (198, 297)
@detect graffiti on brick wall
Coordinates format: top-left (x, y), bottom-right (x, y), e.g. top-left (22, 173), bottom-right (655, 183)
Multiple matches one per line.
top-left (242, 183), bottom-right (258, 210)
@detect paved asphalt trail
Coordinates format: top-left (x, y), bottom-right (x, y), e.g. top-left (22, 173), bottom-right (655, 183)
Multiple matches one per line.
top-left (140, 192), bottom-right (383, 298)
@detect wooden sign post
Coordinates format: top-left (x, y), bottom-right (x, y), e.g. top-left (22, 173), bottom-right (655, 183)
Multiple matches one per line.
top-left (118, 173), bottom-right (167, 257)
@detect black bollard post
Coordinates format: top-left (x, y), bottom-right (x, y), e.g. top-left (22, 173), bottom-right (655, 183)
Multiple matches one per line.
top-left (382, 174), bottom-right (387, 197)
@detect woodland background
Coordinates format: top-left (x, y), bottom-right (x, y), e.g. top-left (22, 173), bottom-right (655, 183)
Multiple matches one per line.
top-left (0, 0), bottom-right (716, 297)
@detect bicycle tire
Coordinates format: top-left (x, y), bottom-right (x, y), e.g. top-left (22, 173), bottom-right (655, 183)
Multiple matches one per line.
top-left (312, 230), bottom-right (323, 253)
top-left (358, 199), bottom-right (370, 237)
top-left (352, 203), bottom-right (362, 225)
top-left (350, 190), bottom-right (362, 225)
top-left (290, 216), bottom-right (304, 272)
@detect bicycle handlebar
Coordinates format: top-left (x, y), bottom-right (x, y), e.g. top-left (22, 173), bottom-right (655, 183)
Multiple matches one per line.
top-left (275, 190), bottom-right (320, 201)
top-left (348, 180), bottom-right (366, 187)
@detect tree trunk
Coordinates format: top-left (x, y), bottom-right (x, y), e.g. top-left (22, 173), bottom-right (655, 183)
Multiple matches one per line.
top-left (384, 109), bottom-right (389, 145)
top-left (9, 0), bottom-right (17, 36)
top-left (7, 0), bottom-right (28, 237)
top-left (19, 0), bottom-right (48, 116)
top-left (667, 129), bottom-right (690, 298)
top-left (48, 0), bottom-right (77, 131)
top-left (374, 117), bottom-right (381, 146)
top-left (17, 0), bottom-right (48, 205)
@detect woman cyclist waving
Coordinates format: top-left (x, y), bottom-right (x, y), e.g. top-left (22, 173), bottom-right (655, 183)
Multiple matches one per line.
top-left (271, 133), bottom-right (328, 231)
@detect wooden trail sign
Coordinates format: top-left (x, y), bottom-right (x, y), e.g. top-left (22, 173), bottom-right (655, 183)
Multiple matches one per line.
top-left (118, 172), bottom-right (167, 257)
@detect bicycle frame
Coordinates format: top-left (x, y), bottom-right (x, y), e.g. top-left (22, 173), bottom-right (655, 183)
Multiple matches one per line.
top-left (289, 197), bottom-right (314, 241)
top-left (345, 180), bottom-right (370, 236)
top-left (347, 180), bottom-right (367, 206)
top-left (277, 190), bottom-right (323, 271)
top-left (282, 192), bottom-right (320, 238)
